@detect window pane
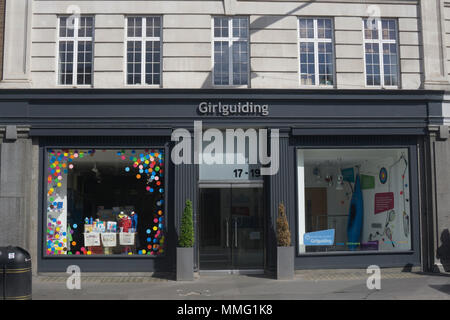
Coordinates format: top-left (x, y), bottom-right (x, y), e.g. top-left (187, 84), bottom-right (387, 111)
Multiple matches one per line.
top-left (76, 41), bottom-right (93, 85)
top-left (232, 17), bottom-right (248, 38)
top-left (213, 17), bottom-right (249, 85)
top-left (382, 19), bottom-right (397, 40)
top-left (299, 18), bottom-right (314, 39)
top-left (128, 17), bottom-right (142, 37)
top-left (374, 74), bottom-right (380, 86)
top-left (59, 17), bottom-right (68, 37)
top-left (214, 41), bottom-right (229, 85)
top-left (58, 16), bottom-right (93, 86)
top-left (79, 17), bottom-right (86, 38)
top-left (232, 41), bottom-right (248, 85)
top-left (78, 17), bottom-right (94, 38)
top-left (58, 41), bottom-right (74, 85)
top-left (365, 43), bottom-right (380, 86)
top-left (297, 148), bottom-right (412, 254)
top-left (146, 17), bottom-right (161, 38)
top-left (363, 19), bottom-right (378, 40)
top-left (45, 149), bottom-right (166, 256)
top-left (145, 41), bottom-right (161, 85)
top-left (214, 17), bottom-right (228, 38)
top-left (318, 42), bottom-right (333, 85)
top-left (317, 18), bottom-right (332, 39)
top-left (127, 41), bottom-right (142, 85)
top-left (298, 18), bottom-right (334, 86)
top-left (299, 42), bottom-right (315, 85)
top-left (382, 43), bottom-right (398, 86)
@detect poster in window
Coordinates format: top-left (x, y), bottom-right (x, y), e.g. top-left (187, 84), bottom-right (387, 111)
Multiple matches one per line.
top-left (119, 232), bottom-right (135, 245)
top-left (101, 233), bottom-right (117, 247)
top-left (84, 233), bottom-right (100, 247)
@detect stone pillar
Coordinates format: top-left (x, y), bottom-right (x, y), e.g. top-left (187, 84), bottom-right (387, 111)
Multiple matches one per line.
top-left (430, 125), bottom-right (450, 272)
top-left (0, 0), bottom-right (6, 80)
top-left (2, 0), bottom-right (31, 83)
top-left (0, 127), bottom-right (31, 249)
top-left (420, 0), bottom-right (450, 89)
top-left (0, 126), bottom-right (38, 274)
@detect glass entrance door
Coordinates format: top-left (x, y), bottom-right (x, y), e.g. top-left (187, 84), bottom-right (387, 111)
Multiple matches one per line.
top-left (199, 187), bottom-right (265, 270)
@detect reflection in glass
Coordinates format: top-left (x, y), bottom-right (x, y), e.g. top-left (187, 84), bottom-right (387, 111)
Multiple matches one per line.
top-left (45, 149), bottom-right (165, 256)
top-left (297, 149), bottom-right (411, 254)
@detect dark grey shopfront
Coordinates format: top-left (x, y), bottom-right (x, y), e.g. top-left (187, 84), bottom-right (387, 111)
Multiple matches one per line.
top-left (0, 89), bottom-right (443, 273)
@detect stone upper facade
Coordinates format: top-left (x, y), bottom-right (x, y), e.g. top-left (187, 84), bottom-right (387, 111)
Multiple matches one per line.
top-left (0, 0), bottom-right (448, 90)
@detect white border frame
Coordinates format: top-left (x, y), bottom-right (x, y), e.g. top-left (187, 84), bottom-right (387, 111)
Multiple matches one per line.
top-left (211, 16), bottom-right (250, 88)
top-left (297, 17), bottom-right (336, 89)
top-left (362, 18), bottom-right (400, 89)
top-left (297, 149), bottom-right (306, 254)
top-left (56, 15), bottom-right (95, 87)
top-left (124, 16), bottom-right (163, 87)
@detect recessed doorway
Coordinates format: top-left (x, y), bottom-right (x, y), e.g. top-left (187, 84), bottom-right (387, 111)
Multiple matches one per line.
top-left (199, 186), bottom-right (265, 270)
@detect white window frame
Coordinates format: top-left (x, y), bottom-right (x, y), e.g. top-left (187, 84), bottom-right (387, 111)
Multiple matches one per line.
top-left (297, 17), bottom-right (335, 88)
top-left (362, 18), bottom-right (400, 89)
top-left (56, 15), bottom-right (94, 87)
top-left (124, 16), bottom-right (162, 87)
top-left (211, 16), bottom-right (249, 87)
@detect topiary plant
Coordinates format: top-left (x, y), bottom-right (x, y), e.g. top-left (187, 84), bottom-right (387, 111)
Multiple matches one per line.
top-left (179, 199), bottom-right (194, 247)
top-left (276, 203), bottom-right (291, 247)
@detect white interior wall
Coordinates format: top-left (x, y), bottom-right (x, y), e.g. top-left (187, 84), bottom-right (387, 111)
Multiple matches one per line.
top-left (298, 148), bottom-right (412, 252)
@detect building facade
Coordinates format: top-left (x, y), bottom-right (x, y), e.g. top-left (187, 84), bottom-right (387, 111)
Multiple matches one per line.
top-left (0, 0), bottom-right (450, 275)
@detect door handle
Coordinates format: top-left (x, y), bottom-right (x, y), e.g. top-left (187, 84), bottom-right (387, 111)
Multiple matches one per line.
top-left (225, 218), bottom-right (229, 248)
top-left (234, 218), bottom-right (238, 248)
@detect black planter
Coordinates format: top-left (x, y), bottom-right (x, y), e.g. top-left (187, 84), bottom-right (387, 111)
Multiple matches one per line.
top-left (176, 247), bottom-right (194, 281)
top-left (277, 246), bottom-right (294, 280)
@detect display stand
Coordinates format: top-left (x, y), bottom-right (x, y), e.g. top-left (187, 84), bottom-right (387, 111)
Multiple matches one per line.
top-left (83, 232), bottom-right (137, 255)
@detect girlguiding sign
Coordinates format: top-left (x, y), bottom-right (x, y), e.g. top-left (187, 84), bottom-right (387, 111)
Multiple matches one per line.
top-left (303, 229), bottom-right (335, 246)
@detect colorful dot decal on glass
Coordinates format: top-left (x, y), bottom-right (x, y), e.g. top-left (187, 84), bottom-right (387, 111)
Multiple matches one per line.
top-left (46, 149), bottom-right (166, 256)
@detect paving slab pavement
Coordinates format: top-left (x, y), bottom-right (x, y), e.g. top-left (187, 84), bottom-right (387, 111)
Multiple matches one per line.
top-left (31, 270), bottom-right (450, 300)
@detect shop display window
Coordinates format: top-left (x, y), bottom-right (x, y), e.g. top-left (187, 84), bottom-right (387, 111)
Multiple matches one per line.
top-left (45, 148), bottom-right (165, 256)
top-left (297, 148), bottom-right (411, 254)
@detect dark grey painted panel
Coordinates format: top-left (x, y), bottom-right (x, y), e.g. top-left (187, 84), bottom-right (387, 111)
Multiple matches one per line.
top-left (0, 88), bottom-right (444, 101)
top-left (172, 135), bottom-right (199, 270)
top-left (0, 101), bottom-right (28, 117)
top-left (0, 89), bottom-right (443, 130)
top-left (19, 103), bottom-right (428, 122)
top-left (38, 257), bottom-right (172, 273)
top-left (294, 252), bottom-right (419, 269)
top-left (267, 133), bottom-right (296, 270)
top-left (428, 101), bottom-right (443, 124)
top-left (22, 102), bottom-right (429, 119)
top-left (292, 128), bottom-right (426, 136)
top-left (29, 128), bottom-right (173, 137)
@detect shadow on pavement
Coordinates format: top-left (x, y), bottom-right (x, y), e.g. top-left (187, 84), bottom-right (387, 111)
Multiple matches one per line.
top-left (429, 284), bottom-right (450, 295)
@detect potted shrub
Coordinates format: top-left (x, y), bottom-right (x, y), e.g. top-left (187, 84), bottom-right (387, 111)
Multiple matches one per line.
top-left (176, 199), bottom-right (195, 281)
top-left (276, 203), bottom-right (294, 279)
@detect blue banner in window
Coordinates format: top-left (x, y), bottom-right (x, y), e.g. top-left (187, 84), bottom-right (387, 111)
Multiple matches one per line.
top-left (304, 229), bottom-right (335, 246)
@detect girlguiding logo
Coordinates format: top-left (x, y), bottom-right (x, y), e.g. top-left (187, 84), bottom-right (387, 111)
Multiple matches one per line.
top-left (303, 229), bottom-right (335, 246)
